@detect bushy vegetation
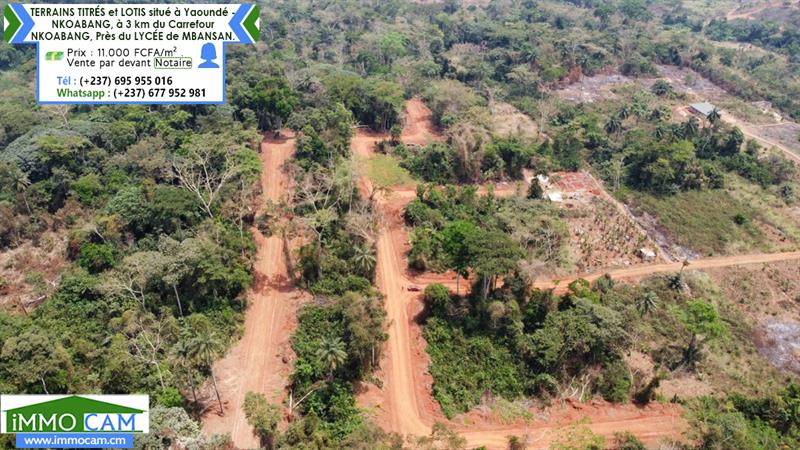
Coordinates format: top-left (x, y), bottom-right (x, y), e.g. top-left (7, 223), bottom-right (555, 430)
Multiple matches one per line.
top-left (285, 293), bottom-right (386, 442)
top-left (404, 184), bottom-right (568, 278)
top-left (705, 16), bottom-right (800, 62)
top-left (0, 102), bottom-right (262, 419)
top-left (688, 384), bottom-right (800, 450)
top-left (422, 279), bottom-right (635, 417)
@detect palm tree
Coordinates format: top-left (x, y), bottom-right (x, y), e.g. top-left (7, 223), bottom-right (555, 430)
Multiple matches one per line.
top-left (654, 125), bottom-right (667, 141)
top-left (684, 117), bottom-right (700, 138)
top-left (190, 334), bottom-right (224, 415)
top-left (315, 336), bottom-right (347, 382)
top-left (171, 340), bottom-right (199, 409)
top-left (10, 169), bottom-right (31, 214)
top-left (637, 292), bottom-right (659, 316)
top-left (605, 114), bottom-right (623, 135)
top-left (707, 108), bottom-right (721, 128)
top-left (352, 244), bottom-right (377, 274)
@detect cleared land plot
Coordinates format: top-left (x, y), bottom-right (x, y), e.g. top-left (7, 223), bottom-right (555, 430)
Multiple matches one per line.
top-left (656, 65), bottom-right (728, 100)
top-left (548, 171), bottom-right (662, 272)
top-left (757, 122), bottom-right (800, 157)
top-left (552, 73), bottom-right (631, 103)
top-left (623, 268), bottom-right (798, 400)
top-left (704, 260), bottom-right (800, 378)
top-left (624, 188), bottom-right (800, 257)
top-left (489, 102), bottom-right (539, 139)
top-left (361, 154), bottom-right (416, 188)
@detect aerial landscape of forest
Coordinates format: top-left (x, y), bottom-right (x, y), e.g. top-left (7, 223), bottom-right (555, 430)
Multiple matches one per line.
top-left (1, 0), bottom-right (800, 449)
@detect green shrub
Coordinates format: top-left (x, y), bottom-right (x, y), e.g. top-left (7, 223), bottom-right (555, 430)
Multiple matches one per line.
top-left (611, 431), bottom-right (646, 450)
top-left (157, 387), bottom-right (185, 408)
top-left (424, 318), bottom-right (526, 418)
top-left (598, 358), bottom-right (632, 403)
top-left (76, 242), bottom-right (115, 273)
top-left (423, 283), bottom-right (451, 316)
top-left (70, 173), bottom-right (104, 205)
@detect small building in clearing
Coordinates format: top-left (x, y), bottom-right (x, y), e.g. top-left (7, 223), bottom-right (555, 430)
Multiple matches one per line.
top-left (638, 247), bottom-right (656, 262)
top-left (547, 191), bottom-right (563, 203)
top-left (689, 102), bottom-right (717, 118)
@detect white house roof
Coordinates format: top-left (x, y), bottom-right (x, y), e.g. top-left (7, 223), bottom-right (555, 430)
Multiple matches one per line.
top-left (689, 102), bottom-right (716, 117)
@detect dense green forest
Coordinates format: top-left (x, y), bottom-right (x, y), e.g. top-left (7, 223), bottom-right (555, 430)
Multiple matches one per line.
top-left (2, 0), bottom-right (800, 449)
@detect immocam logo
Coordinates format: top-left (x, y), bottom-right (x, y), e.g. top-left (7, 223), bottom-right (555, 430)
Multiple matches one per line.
top-left (0, 395), bottom-right (148, 449)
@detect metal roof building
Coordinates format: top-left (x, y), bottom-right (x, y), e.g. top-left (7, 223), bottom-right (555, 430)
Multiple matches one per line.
top-left (689, 102), bottom-right (716, 118)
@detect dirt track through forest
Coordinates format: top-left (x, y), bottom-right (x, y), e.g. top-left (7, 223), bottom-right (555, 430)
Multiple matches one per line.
top-left (725, 1), bottom-right (797, 20)
top-left (202, 134), bottom-right (300, 448)
top-left (356, 102), bottom-right (688, 449)
top-left (721, 115), bottom-right (800, 164)
top-left (204, 100), bottom-right (800, 449)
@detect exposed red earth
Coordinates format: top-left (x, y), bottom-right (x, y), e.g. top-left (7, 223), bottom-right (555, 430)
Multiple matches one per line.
top-left (355, 101), bottom-right (687, 449)
top-left (202, 132), bottom-right (306, 448)
top-left (204, 100), bottom-right (800, 449)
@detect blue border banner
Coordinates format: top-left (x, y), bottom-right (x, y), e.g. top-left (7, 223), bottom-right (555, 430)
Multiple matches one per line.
top-left (16, 433), bottom-right (134, 448)
top-left (5, 3), bottom-right (258, 104)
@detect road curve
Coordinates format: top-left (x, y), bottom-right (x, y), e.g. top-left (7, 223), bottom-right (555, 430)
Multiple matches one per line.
top-left (357, 104), bottom-right (686, 449)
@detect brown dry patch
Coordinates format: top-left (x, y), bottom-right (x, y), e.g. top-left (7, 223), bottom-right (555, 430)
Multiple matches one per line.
top-left (659, 375), bottom-right (714, 400)
top-left (704, 260), bottom-right (800, 322)
top-left (698, 262), bottom-right (800, 386)
top-left (0, 231), bottom-right (68, 312)
top-left (755, 122), bottom-right (800, 158)
top-left (552, 73), bottom-right (632, 103)
top-left (489, 102), bottom-right (539, 140)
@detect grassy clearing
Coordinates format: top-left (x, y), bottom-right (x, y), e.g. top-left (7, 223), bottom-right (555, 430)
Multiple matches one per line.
top-left (361, 154), bottom-right (416, 188)
top-left (617, 271), bottom-right (798, 398)
top-left (626, 188), bottom-right (777, 256)
top-left (726, 175), bottom-right (800, 244)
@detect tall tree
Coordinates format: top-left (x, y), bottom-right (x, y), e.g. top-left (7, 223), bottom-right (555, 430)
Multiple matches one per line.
top-left (677, 300), bottom-right (726, 368)
top-left (469, 230), bottom-right (524, 299)
top-left (121, 310), bottom-right (177, 394)
top-left (440, 220), bottom-right (480, 295)
top-left (246, 76), bottom-right (299, 132)
top-left (170, 340), bottom-right (199, 408)
top-left (172, 132), bottom-right (259, 218)
top-left (0, 328), bottom-right (70, 394)
top-left (189, 332), bottom-right (224, 415)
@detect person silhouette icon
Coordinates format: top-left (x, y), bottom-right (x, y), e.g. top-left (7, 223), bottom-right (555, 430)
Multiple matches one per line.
top-left (198, 43), bottom-right (219, 69)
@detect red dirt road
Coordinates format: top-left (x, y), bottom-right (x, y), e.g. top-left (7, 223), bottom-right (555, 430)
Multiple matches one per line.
top-left (423, 250), bottom-right (800, 294)
top-left (360, 101), bottom-right (800, 449)
top-left (202, 99), bottom-right (800, 449)
top-left (533, 251), bottom-right (800, 291)
top-left (402, 98), bottom-right (445, 146)
top-left (357, 104), bottom-right (687, 449)
top-left (202, 134), bottom-right (302, 447)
